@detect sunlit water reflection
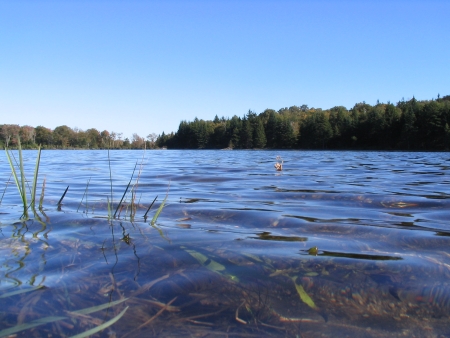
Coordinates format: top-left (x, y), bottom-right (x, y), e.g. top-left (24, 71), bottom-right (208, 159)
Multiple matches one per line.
top-left (0, 150), bottom-right (449, 337)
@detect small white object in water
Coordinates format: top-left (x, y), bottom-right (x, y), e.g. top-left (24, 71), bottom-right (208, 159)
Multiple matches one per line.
top-left (274, 156), bottom-right (283, 171)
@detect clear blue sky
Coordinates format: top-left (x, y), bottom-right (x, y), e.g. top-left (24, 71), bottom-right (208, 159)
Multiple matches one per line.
top-left (1, 0), bottom-right (449, 140)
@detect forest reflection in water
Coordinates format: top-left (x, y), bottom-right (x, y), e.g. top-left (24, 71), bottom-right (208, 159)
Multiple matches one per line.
top-left (0, 150), bottom-right (449, 337)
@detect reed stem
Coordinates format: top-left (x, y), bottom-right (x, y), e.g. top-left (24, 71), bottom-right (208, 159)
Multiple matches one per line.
top-left (57, 186), bottom-right (69, 206)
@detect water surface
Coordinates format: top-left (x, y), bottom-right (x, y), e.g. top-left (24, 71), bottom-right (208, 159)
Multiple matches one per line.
top-left (0, 150), bottom-right (449, 337)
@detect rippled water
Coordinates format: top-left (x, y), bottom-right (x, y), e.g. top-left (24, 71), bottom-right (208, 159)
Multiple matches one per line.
top-left (0, 150), bottom-right (449, 337)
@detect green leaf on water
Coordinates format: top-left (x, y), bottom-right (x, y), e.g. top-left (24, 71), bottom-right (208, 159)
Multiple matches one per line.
top-left (69, 306), bottom-right (129, 338)
top-left (182, 247), bottom-right (226, 272)
top-left (291, 276), bottom-right (317, 309)
top-left (182, 246), bottom-right (240, 282)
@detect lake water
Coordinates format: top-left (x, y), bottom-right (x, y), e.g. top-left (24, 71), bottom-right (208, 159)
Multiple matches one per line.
top-left (0, 149), bottom-right (449, 337)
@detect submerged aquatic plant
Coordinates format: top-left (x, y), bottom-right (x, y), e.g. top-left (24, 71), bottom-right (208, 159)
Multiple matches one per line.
top-left (0, 289), bottom-right (129, 338)
top-left (4, 137), bottom-right (42, 219)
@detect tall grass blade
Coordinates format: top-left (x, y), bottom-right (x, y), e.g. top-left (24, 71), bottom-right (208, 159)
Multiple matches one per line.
top-left (0, 173), bottom-right (12, 205)
top-left (114, 182), bottom-right (131, 218)
top-left (113, 161), bottom-right (138, 218)
top-left (77, 177), bottom-right (91, 213)
top-left (107, 196), bottom-right (111, 219)
top-left (69, 306), bottom-right (129, 338)
top-left (130, 190), bottom-right (136, 220)
top-left (57, 186), bottom-right (69, 206)
top-left (151, 185), bottom-right (169, 225)
top-left (5, 146), bottom-right (27, 217)
top-left (107, 148), bottom-right (114, 211)
top-left (17, 138), bottom-right (28, 214)
top-left (143, 195), bottom-right (158, 220)
top-left (4, 138), bottom-right (41, 218)
top-left (39, 177), bottom-right (46, 210)
top-left (151, 196), bottom-right (166, 225)
top-left (30, 146), bottom-right (41, 208)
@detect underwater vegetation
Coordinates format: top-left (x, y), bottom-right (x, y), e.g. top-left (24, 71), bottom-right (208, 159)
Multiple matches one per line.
top-left (1, 148), bottom-right (450, 337)
top-left (1, 142), bottom-right (170, 337)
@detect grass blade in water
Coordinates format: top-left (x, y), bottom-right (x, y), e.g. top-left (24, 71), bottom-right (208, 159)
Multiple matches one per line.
top-left (74, 298), bottom-right (129, 315)
top-left (108, 148), bottom-right (114, 208)
top-left (182, 247), bottom-right (226, 273)
top-left (151, 194), bottom-right (167, 225)
top-left (39, 176), bottom-right (46, 209)
top-left (0, 298), bottom-right (128, 337)
top-left (4, 147), bottom-right (27, 217)
top-left (0, 173), bottom-right (12, 205)
top-left (17, 138), bottom-right (28, 213)
top-left (143, 195), bottom-right (157, 220)
top-left (57, 186), bottom-right (69, 206)
top-left (151, 184), bottom-right (169, 225)
top-left (31, 146), bottom-right (41, 208)
top-left (0, 316), bottom-right (67, 337)
top-left (107, 196), bottom-right (112, 219)
top-left (77, 177), bottom-right (91, 213)
top-left (69, 306), bottom-right (129, 338)
top-left (0, 285), bottom-right (44, 298)
top-left (113, 161), bottom-right (138, 218)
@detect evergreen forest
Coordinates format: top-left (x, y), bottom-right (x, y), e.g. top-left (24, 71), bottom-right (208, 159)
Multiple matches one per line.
top-left (2, 95), bottom-right (449, 151)
top-left (161, 95), bottom-right (450, 150)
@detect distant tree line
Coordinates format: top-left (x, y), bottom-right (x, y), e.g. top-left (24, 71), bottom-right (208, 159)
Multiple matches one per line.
top-left (0, 124), bottom-right (161, 150)
top-left (161, 95), bottom-right (450, 150)
top-left (2, 94), bottom-right (449, 151)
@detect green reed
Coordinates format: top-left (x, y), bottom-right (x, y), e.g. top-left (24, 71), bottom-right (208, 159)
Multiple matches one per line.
top-left (5, 137), bottom-right (42, 219)
top-left (113, 161), bottom-right (137, 218)
top-left (151, 184), bottom-right (169, 225)
top-left (38, 176), bottom-right (46, 210)
top-left (0, 173), bottom-right (12, 205)
top-left (4, 141), bottom-right (166, 222)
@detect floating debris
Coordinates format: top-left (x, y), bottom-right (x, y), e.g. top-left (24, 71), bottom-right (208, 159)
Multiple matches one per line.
top-left (274, 156), bottom-right (283, 171)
